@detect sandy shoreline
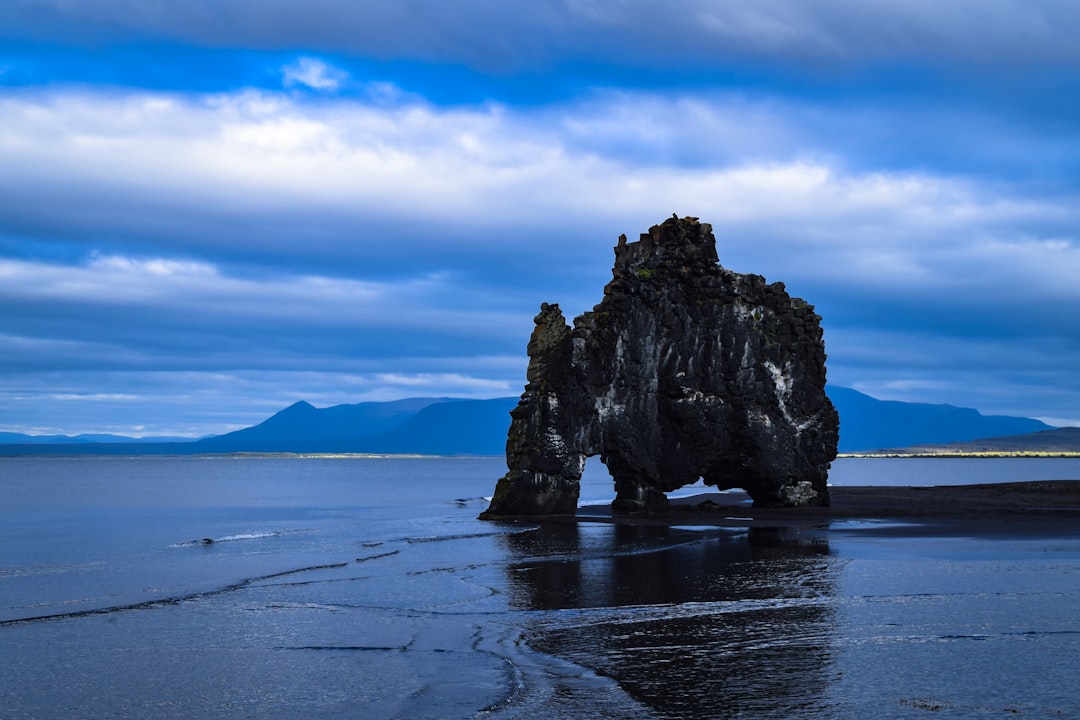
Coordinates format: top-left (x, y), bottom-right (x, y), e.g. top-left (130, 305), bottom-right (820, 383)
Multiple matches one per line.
top-left (576, 480), bottom-right (1080, 536)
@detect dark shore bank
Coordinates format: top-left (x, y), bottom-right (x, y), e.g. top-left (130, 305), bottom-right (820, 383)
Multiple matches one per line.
top-left (578, 480), bottom-right (1080, 537)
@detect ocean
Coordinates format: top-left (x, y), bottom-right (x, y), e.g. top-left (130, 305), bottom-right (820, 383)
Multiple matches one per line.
top-left (2, 456), bottom-right (1080, 719)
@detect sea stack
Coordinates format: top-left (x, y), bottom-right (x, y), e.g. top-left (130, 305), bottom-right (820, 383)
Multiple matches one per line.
top-left (480, 216), bottom-right (838, 518)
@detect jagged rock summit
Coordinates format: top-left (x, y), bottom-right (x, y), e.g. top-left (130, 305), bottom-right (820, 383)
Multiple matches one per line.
top-left (480, 215), bottom-right (839, 518)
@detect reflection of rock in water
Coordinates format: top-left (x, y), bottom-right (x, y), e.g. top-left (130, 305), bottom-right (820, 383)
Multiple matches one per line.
top-left (534, 602), bottom-right (837, 720)
top-left (500, 523), bottom-right (839, 719)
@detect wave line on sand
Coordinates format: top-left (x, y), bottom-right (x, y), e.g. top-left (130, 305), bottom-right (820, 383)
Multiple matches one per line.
top-left (0, 562), bottom-right (349, 627)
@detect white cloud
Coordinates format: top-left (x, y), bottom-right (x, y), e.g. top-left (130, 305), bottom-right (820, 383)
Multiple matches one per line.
top-left (281, 56), bottom-right (347, 91)
top-left (3, 86), bottom-right (1076, 271)
top-left (0, 252), bottom-right (526, 332)
top-left (3, 81), bottom-right (1080, 433)
top-left (88, 254), bottom-right (218, 278)
top-left (47, 392), bottom-right (139, 401)
top-left (373, 372), bottom-right (516, 395)
top-left (1035, 416), bottom-right (1080, 429)
top-left (3, 84), bottom-right (1080, 351)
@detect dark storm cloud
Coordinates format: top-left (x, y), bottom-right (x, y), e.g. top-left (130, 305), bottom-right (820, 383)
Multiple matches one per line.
top-left (6, 0), bottom-right (1080, 69)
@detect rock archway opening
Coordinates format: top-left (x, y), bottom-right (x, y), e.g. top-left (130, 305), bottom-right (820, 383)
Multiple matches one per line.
top-left (578, 455), bottom-right (615, 511)
top-left (578, 458), bottom-right (717, 515)
top-left (666, 476), bottom-right (711, 504)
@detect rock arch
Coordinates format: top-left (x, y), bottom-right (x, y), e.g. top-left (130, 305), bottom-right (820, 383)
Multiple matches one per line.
top-left (480, 216), bottom-right (838, 518)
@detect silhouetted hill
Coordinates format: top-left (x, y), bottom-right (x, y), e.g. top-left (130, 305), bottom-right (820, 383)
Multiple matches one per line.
top-left (191, 397), bottom-right (452, 453)
top-left (356, 397), bottom-right (517, 455)
top-left (191, 396), bottom-right (516, 455)
top-left (828, 386), bottom-right (1053, 453)
top-left (0, 397), bottom-right (514, 456)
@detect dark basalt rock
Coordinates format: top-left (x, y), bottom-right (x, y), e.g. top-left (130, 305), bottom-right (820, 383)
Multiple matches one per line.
top-left (480, 216), bottom-right (838, 518)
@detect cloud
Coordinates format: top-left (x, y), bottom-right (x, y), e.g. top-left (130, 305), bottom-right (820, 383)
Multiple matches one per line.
top-left (372, 372), bottom-right (516, 395)
top-left (281, 56), bottom-right (346, 90)
top-left (0, 250), bottom-right (533, 371)
top-left (0, 364), bottom-right (524, 437)
top-left (2, 86), bottom-right (1075, 266)
top-left (3, 27), bottom-right (1080, 435)
top-left (6, 0), bottom-right (1080, 71)
top-left (3, 85), bottom-right (1079, 335)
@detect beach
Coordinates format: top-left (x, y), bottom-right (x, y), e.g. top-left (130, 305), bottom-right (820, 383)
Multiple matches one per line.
top-left (579, 480), bottom-right (1080, 538)
top-left (3, 457), bottom-right (1080, 718)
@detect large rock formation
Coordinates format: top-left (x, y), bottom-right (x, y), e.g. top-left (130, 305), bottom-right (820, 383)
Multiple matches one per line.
top-left (480, 216), bottom-right (838, 518)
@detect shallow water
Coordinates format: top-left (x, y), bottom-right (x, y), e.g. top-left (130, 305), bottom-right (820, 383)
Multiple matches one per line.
top-left (2, 456), bottom-right (1079, 718)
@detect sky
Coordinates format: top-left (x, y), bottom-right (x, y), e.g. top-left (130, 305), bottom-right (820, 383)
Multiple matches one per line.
top-left (2, 0), bottom-right (1080, 437)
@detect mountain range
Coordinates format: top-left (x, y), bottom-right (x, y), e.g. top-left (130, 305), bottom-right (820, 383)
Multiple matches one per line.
top-left (824, 387), bottom-right (1053, 452)
top-left (0, 386), bottom-right (1064, 456)
top-left (888, 427), bottom-right (1080, 455)
top-left (0, 431), bottom-right (194, 444)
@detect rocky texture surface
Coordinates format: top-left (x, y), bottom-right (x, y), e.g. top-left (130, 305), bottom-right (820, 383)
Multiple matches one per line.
top-left (481, 216), bottom-right (838, 518)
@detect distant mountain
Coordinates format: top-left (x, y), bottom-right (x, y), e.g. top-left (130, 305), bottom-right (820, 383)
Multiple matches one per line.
top-left (828, 386), bottom-right (1054, 453)
top-left (191, 397), bottom-right (455, 453)
top-left (0, 397), bottom-right (516, 456)
top-left (895, 427), bottom-right (1080, 455)
top-left (0, 431), bottom-right (193, 444)
top-left (355, 397), bottom-right (517, 455)
top-left (0, 387), bottom-right (1058, 456)
top-left (191, 396), bottom-right (516, 455)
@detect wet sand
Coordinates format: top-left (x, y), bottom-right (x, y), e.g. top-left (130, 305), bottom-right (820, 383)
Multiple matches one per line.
top-left (578, 480), bottom-right (1080, 536)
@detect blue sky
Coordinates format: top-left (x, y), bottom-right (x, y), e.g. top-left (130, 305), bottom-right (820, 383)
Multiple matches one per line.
top-left (2, 0), bottom-right (1080, 436)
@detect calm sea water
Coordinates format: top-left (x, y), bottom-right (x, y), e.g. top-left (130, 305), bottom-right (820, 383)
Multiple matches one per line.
top-left (2, 456), bottom-right (1080, 719)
